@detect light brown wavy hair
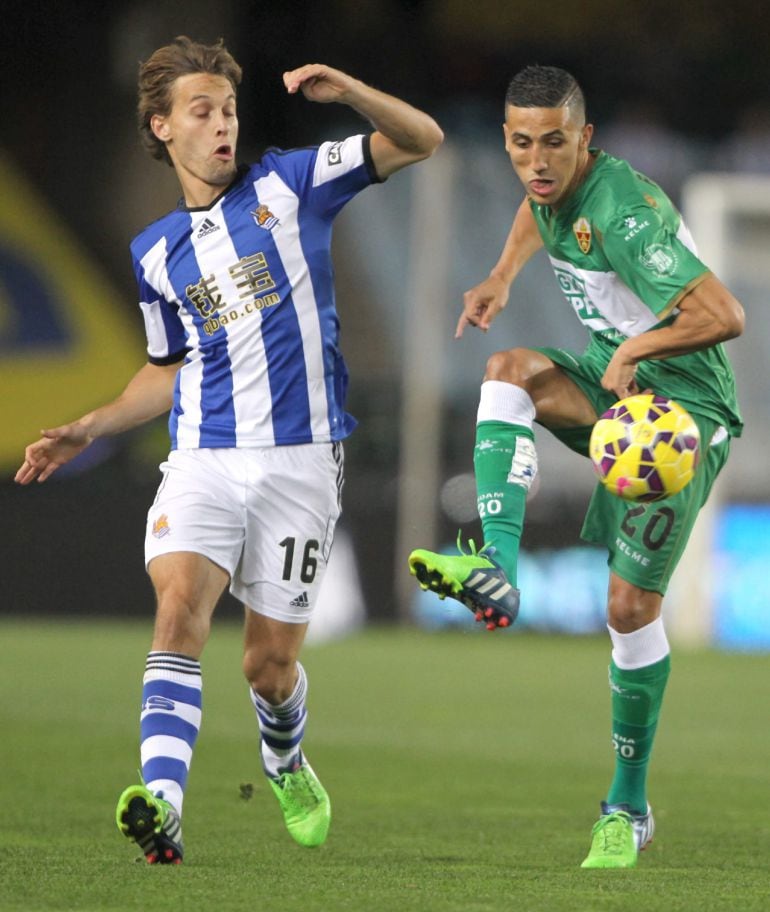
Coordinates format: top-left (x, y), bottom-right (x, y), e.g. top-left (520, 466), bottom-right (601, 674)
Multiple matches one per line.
top-left (137, 36), bottom-right (243, 165)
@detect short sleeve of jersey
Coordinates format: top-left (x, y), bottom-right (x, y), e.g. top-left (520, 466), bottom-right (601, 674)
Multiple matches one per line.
top-left (133, 257), bottom-right (189, 365)
top-left (263, 134), bottom-right (381, 220)
top-left (601, 205), bottom-right (709, 318)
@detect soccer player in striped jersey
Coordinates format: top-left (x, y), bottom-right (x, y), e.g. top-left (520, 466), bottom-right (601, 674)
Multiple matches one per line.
top-left (16, 36), bottom-right (443, 864)
top-left (408, 65), bottom-right (744, 868)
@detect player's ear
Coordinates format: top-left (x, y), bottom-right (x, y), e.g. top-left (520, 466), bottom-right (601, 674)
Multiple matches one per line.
top-left (580, 123), bottom-right (594, 149)
top-left (151, 114), bottom-right (171, 143)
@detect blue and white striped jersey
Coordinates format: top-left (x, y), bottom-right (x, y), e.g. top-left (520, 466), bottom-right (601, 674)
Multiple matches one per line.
top-left (131, 133), bottom-right (380, 449)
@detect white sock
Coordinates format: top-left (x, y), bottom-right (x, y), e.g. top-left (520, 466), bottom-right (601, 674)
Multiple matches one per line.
top-left (608, 617), bottom-right (670, 670)
top-left (477, 380), bottom-right (535, 427)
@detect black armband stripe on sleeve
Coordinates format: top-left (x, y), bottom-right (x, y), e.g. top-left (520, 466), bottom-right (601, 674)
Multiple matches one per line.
top-left (363, 134), bottom-right (385, 184)
top-left (149, 348), bottom-right (189, 366)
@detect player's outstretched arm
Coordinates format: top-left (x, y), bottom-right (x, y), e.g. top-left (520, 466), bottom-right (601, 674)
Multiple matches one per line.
top-left (283, 63), bottom-right (443, 178)
top-left (457, 199), bottom-right (544, 338)
top-left (600, 273), bottom-right (745, 399)
top-left (15, 361), bottom-right (181, 485)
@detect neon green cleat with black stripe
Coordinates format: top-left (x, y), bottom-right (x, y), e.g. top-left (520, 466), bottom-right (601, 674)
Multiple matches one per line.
top-left (115, 784), bottom-right (183, 865)
top-left (408, 536), bottom-right (520, 630)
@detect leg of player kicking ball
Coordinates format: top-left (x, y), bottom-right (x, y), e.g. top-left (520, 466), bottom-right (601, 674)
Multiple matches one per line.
top-left (243, 611), bottom-right (331, 848)
top-left (409, 348), bottom-right (594, 629)
top-left (473, 377), bottom-right (536, 589)
top-left (116, 553), bottom-right (228, 864)
top-left (409, 355), bottom-right (537, 627)
top-left (582, 577), bottom-right (668, 869)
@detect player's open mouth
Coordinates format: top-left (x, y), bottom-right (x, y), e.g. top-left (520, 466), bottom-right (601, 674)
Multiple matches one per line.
top-left (530, 179), bottom-right (555, 196)
top-left (214, 144), bottom-right (233, 160)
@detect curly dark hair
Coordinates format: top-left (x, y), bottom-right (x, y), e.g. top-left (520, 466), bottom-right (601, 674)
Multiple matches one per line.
top-left (137, 36), bottom-right (243, 165)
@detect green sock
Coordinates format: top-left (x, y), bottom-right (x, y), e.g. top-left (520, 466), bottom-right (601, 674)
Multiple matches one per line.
top-left (606, 655), bottom-right (671, 813)
top-left (473, 420), bottom-right (535, 586)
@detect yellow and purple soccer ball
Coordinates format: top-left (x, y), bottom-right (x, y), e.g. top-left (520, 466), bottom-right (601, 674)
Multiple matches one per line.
top-left (589, 394), bottom-right (700, 502)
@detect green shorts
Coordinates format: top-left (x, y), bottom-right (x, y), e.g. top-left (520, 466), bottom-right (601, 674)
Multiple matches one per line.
top-left (536, 345), bottom-right (731, 594)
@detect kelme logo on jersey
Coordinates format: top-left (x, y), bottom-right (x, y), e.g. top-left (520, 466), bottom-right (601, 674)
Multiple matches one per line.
top-left (623, 215), bottom-right (651, 241)
top-left (640, 243), bottom-right (678, 277)
top-left (573, 216), bottom-right (591, 254)
top-left (251, 204), bottom-right (280, 231)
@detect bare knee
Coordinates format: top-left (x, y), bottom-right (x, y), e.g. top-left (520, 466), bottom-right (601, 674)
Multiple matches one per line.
top-left (148, 554), bottom-right (227, 656)
top-left (484, 347), bottom-right (536, 387)
top-left (607, 575), bottom-right (662, 633)
top-left (152, 584), bottom-right (213, 657)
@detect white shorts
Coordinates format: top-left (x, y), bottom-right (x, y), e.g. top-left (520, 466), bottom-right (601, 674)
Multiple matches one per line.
top-left (144, 444), bottom-right (344, 623)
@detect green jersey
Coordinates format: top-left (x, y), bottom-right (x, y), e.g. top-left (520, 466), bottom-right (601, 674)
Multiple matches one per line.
top-left (529, 150), bottom-right (742, 436)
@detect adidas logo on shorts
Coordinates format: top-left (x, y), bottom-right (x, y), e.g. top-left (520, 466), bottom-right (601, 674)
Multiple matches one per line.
top-left (289, 591), bottom-right (309, 608)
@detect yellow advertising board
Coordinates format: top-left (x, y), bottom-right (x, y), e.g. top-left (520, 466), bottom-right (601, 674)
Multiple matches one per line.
top-left (0, 152), bottom-right (144, 472)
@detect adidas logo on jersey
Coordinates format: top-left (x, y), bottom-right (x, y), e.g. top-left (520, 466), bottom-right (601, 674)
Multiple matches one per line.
top-left (289, 591), bottom-right (309, 608)
top-left (196, 218), bottom-right (220, 238)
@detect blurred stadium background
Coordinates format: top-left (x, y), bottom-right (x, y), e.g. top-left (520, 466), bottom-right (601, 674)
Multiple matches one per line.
top-left (2, 0), bottom-right (769, 650)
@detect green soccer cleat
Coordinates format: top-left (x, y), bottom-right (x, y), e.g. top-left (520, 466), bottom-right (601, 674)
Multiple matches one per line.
top-left (580, 802), bottom-right (655, 869)
top-left (408, 535), bottom-right (520, 630)
top-left (269, 759), bottom-right (331, 848)
top-left (115, 784), bottom-right (183, 865)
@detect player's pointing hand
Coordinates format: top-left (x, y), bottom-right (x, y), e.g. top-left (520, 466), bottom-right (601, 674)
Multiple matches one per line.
top-left (456, 275), bottom-right (511, 338)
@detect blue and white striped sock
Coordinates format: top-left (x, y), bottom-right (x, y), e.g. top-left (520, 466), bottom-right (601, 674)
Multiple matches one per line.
top-left (140, 652), bottom-right (202, 817)
top-left (250, 662), bottom-right (307, 779)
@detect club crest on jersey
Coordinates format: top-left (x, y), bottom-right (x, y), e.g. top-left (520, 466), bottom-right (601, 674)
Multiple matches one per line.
top-left (152, 514), bottom-right (171, 539)
top-left (251, 204), bottom-right (279, 231)
top-left (573, 216), bottom-right (592, 254)
top-left (640, 243), bottom-right (678, 277)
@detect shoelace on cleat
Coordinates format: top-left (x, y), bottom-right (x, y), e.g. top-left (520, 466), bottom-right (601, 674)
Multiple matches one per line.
top-left (592, 812), bottom-right (633, 854)
top-left (455, 531), bottom-right (496, 561)
top-left (277, 767), bottom-right (324, 811)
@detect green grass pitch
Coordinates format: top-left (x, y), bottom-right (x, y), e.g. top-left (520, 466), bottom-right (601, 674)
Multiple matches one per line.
top-left (1, 619), bottom-right (768, 911)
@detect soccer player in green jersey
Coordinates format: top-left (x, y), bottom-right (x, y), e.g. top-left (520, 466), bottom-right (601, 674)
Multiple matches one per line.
top-left (408, 66), bottom-right (744, 868)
